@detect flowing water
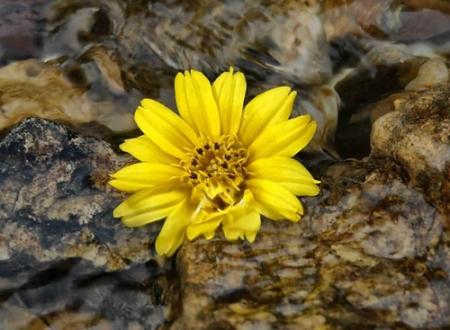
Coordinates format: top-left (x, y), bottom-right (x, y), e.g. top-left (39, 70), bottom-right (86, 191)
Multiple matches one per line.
top-left (0, 0), bottom-right (449, 329)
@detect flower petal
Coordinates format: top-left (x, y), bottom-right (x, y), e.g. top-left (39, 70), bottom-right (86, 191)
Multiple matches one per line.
top-left (239, 86), bottom-right (296, 146)
top-left (120, 135), bottom-right (177, 164)
top-left (109, 162), bottom-right (183, 192)
top-left (222, 208), bottom-right (261, 242)
top-left (135, 98), bottom-right (199, 159)
top-left (247, 115), bottom-right (317, 161)
top-left (212, 68), bottom-right (246, 135)
top-left (113, 187), bottom-right (188, 227)
top-left (246, 179), bottom-right (303, 222)
top-left (247, 157), bottom-right (320, 196)
top-left (175, 70), bottom-right (220, 137)
top-left (186, 217), bottom-right (221, 241)
top-left (155, 199), bottom-right (196, 257)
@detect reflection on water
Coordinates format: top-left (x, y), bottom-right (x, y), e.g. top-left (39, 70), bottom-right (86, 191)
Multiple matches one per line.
top-left (0, 0), bottom-right (449, 328)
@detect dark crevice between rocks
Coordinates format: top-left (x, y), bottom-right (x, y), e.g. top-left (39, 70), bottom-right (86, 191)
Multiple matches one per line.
top-left (332, 41), bottom-right (427, 159)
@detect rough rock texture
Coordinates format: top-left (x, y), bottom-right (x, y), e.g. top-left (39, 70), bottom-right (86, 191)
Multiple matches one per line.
top-left (372, 84), bottom-right (450, 213)
top-left (0, 118), bottom-right (169, 329)
top-left (0, 86), bottom-right (448, 329)
top-left (169, 85), bottom-right (450, 329)
top-left (0, 117), bottom-right (157, 272)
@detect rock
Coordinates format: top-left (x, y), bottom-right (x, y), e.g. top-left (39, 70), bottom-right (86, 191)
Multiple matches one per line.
top-left (172, 162), bottom-right (450, 329)
top-left (46, 0), bottom-right (332, 86)
top-left (371, 83), bottom-right (450, 213)
top-left (0, 117), bottom-right (160, 272)
top-left (405, 58), bottom-right (449, 91)
top-left (171, 159), bottom-right (448, 329)
top-left (0, 59), bottom-right (137, 133)
top-left (0, 118), bottom-right (169, 329)
top-left (323, 0), bottom-right (390, 41)
top-left (0, 0), bottom-right (50, 65)
top-left (324, 0), bottom-right (450, 42)
top-left (333, 47), bottom-right (427, 158)
top-left (297, 82), bottom-right (341, 157)
top-left (168, 85), bottom-right (450, 329)
top-left (0, 261), bottom-right (170, 330)
top-left (332, 41), bottom-right (450, 159)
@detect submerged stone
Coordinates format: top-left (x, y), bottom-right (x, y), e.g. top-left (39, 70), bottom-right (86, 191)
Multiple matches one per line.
top-left (0, 59), bottom-right (137, 133)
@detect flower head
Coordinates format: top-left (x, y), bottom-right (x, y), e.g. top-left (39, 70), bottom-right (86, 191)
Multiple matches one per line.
top-left (110, 68), bottom-right (320, 256)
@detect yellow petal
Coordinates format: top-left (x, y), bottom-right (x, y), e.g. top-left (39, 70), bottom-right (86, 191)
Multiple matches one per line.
top-left (222, 208), bottom-right (261, 242)
top-left (239, 86), bottom-right (296, 146)
top-left (175, 70), bottom-right (220, 137)
top-left (120, 135), bottom-right (177, 164)
top-left (212, 68), bottom-right (246, 135)
top-left (247, 157), bottom-right (320, 196)
top-left (155, 199), bottom-right (196, 257)
top-left (135, 98), bottom-right (199, 159)
top-left (186, 217), bottom-right (221, 241)
top-left (110, 162), bottom-right (183, 192)
top-left (247, 115), bottom-right (316, 161)
top-left (246, 179), bottom-right (303, 222)
top-left (113, 187), bottom-right (188, 227)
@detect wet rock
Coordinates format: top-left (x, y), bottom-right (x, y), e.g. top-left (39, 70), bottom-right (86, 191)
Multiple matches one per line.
top-left (0, 59), bottom-right (136, 133)
top-left (0, 117), bottom-right (159, 273)
top-left (323, 0), bottom-right (390, 41)
top-left (172, 159), bottom-right (448, 329)
top-left (0, 261), bottom-right (170, 330)
top-left (405, 57), bottom-right (449, 91)
top-left (169, 84), bottom-right (450, 328)
top-left (334, 44), bottom-right (428, 158)
top-left (47, 0), bottom-right (332, 86)
top-left (324, 0), bottom-right (450, 43)
top-left (371, 83), bottom-right (450, 212)
top-left (0, 1), bottom-right (50, 65)
top-left (0, 117), bottom-right (171, 329)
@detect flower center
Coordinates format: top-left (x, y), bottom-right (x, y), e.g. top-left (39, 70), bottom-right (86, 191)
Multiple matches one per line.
top-left (181, 135), bottom-right (248, 207)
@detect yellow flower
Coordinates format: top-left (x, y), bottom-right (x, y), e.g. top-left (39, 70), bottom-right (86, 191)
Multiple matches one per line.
top-left (110, 68), bottom-right (320, 256)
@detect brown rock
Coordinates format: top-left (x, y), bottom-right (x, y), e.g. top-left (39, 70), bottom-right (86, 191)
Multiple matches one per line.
top-left (0, 59), bottom-right (136, 133)
top-left (171, 159), bottom-right (448, 329)
top-left (168, 84), bottom-right (450, 329)
top-left (371, 83), bottom-right (450, 212)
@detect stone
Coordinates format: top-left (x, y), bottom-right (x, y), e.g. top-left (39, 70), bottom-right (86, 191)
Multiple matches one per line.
top-left (405, 58), bottom-right (449, 91)
top-left (172, 159), bottom-right (448, 329)
top-left (46, 0), bottom-right (331, 87)
top-left (0, 118), bottom-right (169, 329)
top-left (323, 0), bottom-right (450, 42)
top-left (168, 84), bottom-right (450, 329)
top-left (0, 117), bottom-right (158, 273)
top-left (371, 83), bottom-right (450, 213)
top-left (0, 59), bottom-right (136, 133)
top-left (333, 42), bottom-right (449, 158)
top-left (0, 0), bottom-right (50, 65)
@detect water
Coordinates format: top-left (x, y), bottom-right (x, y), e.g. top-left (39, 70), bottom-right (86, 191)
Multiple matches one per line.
top-left (0, 0), bottom-right (449, 328)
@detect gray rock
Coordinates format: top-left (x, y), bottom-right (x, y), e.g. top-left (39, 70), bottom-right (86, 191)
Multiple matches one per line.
top-left (0, 117), bottom-right (158, 273)
top-left (0, 117), bottom-right (168, 329)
